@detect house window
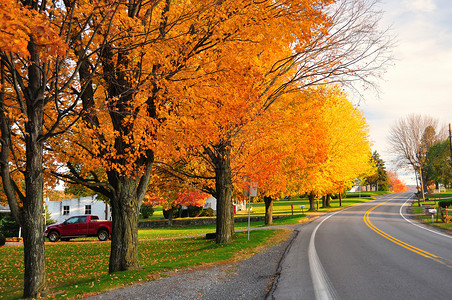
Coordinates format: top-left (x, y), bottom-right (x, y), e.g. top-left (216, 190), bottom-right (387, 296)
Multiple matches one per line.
top-left (85, 205), bottom-right (92, 215)
top-left (63, 206), bottom-right (70, 215)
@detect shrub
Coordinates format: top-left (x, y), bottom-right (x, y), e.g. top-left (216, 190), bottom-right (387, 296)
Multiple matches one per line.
top-left (163, 206), bottom-right (180, 219)
top-left (202, 208), bottom-right (214, 217)
top-left (0, 232), bottom-right (5, 246)
top-left (188, 206), bottom-right (203, 217)
top-left (438, 199), bottom-right (452, 208)
top-left (140, 203), bottom-right (155, 219)
top-left (0, 215), bottom-right (20, 238)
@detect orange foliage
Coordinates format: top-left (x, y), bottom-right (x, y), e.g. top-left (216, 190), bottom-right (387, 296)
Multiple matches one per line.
top-left (285, 86), bottom-right (372, 196)
top-left (0, 0), bottom-right (67, 59)
top-left (387, 170), bottom-right (408, 193)
top-left (239, 90), bottom-right (328, 198)
top-left (147, 188), bottom-right (208, 210)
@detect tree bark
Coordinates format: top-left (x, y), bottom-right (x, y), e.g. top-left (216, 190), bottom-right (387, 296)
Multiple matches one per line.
top-left (339, 193), bottom-right (342, 207)
top-left (308, 191), bottom-right (316, 211)
top-left (17, 38), bottom-right (47, 298)
top-left (321, 195), bottom-right (327, 208)
top-left (167, 207), bottom-right (174, 226)
top-left (108, 176), bottom-right (140, 273)
top-left (264, 196), bottom-right (273, 225)
top-left (325, 194), bottom-right (331, 207)
top-left (213, 143), bottom-right (234, 244)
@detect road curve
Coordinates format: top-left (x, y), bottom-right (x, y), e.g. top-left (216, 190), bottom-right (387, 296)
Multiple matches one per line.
top-left (268, 193), bottom-right (452, 300)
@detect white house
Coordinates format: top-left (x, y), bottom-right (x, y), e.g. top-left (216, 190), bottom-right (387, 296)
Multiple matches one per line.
top-left (203, 196), bottom-right (217, 211)
top-left (46, 195), bottom-right (111, 224)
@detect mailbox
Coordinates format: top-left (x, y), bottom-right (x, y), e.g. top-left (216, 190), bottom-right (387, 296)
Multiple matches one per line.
top-left (428, 209), bottom-right (437, 214)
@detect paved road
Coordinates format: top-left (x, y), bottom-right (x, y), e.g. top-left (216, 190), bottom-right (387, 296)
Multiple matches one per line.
top-left (268, 193), bottom-right (452, 300)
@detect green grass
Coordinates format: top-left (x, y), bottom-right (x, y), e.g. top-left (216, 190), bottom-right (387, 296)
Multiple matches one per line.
top-left (415, 214), bottom-right (452, 231)
top-left (427, 192), bottom-right (452, 199)
top-left (0, 230), bottom-right (283, 299)
top-left (412, 207), bottom-right (423, 214)
top-left (411, 200), bottom-right (437, 207)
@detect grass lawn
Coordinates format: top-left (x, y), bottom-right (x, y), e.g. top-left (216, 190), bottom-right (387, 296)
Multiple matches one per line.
top-left (414, 214), bottom-right (452, 231)
top-left (0, 229), bottom-right (289, 300)
top-left (427, 192), bottom-right (452, 199)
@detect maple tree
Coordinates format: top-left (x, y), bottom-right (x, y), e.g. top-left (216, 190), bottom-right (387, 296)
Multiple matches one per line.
top-left (387, 170), bottom-right (408, 193)
top-left (239, 91), bottom-right (328, 224)
top-left (288, 87), bottom-right (372, 211)
top-left (0, 0), bottom-right (108, 296)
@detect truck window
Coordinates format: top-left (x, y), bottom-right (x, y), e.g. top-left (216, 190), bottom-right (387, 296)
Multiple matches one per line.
top-left (79, 216), bottom-right (87, 223)
top-left (65, 217), bottom-right (79, 224)
top-left (90, 215), bottom-right (99, 221)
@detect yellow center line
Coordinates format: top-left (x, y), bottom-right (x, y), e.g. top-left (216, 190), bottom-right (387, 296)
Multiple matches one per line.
top-left (363, 195), bottom-right (439, 260)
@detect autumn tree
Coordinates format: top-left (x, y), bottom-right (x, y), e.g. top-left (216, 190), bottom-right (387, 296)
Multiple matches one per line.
top-left (0, 0), bottom-right (110, 296)
top-left (240, 92), bottom-right (328, 224)
top-left (388, 114), bottom-right (446, 201)
top-left (292, 87), bottom-right (372, 211)
top-left (387, 170), bottom-right (408, 193)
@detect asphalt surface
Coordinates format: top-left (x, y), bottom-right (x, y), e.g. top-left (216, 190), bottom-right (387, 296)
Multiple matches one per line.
top-left (268, 193), bottom-right (452, 300)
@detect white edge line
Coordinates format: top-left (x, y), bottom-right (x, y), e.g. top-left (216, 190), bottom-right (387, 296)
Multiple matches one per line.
top-left (308, 210), bottom-right (342, 300)
top-left (399, 195), bottom-right (452, 239)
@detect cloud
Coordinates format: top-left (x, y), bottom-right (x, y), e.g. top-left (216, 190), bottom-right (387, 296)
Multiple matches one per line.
top-left (404, 0), bottom-right (436, 12)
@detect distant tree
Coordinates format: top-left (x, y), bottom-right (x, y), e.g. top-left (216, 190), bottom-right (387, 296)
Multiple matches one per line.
top-left (424, 139), bottom-right (452, 189)
top-left (387, 170), bottom-right (408, 193)
top-left (366, 151), bottom-right (389, 191)
top-left (388, 114), bottom-right (445, 202)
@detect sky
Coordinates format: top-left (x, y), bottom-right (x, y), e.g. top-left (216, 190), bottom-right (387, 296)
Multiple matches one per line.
top-left (358, 0), bottom-right (452, 185)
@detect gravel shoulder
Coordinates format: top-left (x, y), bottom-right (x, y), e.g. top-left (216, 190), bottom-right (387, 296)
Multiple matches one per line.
top-left (87, 227), bottom-right (299, 300)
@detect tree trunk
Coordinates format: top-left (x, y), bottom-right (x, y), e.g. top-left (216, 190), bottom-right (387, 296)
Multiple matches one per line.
top-left (325, 194), bottom-right (331, 207)
top-left (108, 176), bottom-right (141, 273)
top-left (339, 193), bottom-right (342, 207)
top-left (22, 39), bottom-right (47, 298)
top-left (321, 195), bottom-right (327, 208)
top-left (308, 192), bottom-right (316, 211)
top-left (22, 113), bottom-right (47, 297)
top-left (167, 207), bottom-right (174, 226)
top-left (214, 144), bottom-right (234, 244)
top-left (264, 196), bottom-right (273, 225)
top-left (418, 166), bottom-right (426, 201)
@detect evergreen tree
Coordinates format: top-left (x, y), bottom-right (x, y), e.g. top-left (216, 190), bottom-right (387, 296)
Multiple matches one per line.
top-left (367, 151), bottom-right (389, 191)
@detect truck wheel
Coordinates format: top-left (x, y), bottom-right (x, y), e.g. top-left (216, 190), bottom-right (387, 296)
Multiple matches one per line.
top-left (97, 229), bottom-right (109, 241)
top-left (48, 231), bottom-right (60, 242)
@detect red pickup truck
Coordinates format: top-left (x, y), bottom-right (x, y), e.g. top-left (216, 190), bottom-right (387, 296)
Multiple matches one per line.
top-left (45, 215), bottom-right (112, 242)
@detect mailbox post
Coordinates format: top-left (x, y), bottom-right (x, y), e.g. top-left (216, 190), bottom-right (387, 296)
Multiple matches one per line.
top-left (428, 208), bottom-right (437, 223)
